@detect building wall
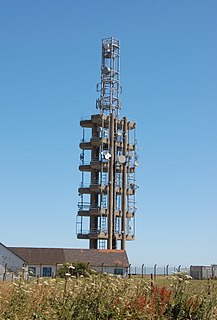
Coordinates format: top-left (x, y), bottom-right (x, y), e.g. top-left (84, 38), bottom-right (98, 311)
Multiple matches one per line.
top-left (190, 265), bottom-right (217, 279)
top-left (27, 264), bottom-right (128, 277)
top-left (0, 243), bottom-right (25, 274)
top-left (201, 266), bottom-right (213, 279)
top-left (190, 266), bottom-right (202, 279)
top-left (28, 265), bottom-right (57, 277)
top-left (93, 266), bottom-right (128, 277)
top-left (211, 265), bottom-right (217, 278)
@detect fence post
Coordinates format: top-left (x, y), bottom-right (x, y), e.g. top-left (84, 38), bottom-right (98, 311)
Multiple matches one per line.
top-left (166, 264), bottom-right (169, 276)
top-left (40, 263), bottom-right (42, 277)
top-left (3, 263), bottom-right (7, 282)
top-left (128, 264), bottom-right (131, 278)
top-left (154, 264), bottom-right (157, 280)
top-left (150, 273), bottom-right (154, 289)
top-left (142, 264), bottom-right (144, 278)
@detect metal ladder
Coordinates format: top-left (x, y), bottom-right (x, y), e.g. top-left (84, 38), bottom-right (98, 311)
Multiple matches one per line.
top-left (99, 239), bottom-right (106, 249)
top-left (100, 216), bottom-right (107, 232)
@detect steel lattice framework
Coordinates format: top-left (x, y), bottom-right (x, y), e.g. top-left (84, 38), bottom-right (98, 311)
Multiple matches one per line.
top-left (77, 37), bottom-right (138, 250)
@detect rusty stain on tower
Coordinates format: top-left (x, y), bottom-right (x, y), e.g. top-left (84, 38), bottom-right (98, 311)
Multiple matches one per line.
top-left (76, 37), bottom-right (138, 250)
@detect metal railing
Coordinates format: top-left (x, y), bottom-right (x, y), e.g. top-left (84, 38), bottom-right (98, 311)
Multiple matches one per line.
top-left (77, 228), bottom-right (108, 235)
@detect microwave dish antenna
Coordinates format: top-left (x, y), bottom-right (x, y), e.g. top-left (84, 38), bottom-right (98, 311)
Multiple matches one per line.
top-left (118, 155), bottom-right (126, 164)
top-left (104, 152), bottom-right (111, 160)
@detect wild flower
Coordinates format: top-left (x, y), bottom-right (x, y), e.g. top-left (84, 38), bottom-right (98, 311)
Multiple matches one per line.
top-left (65, 272), bottom-right (71, 277)
top-left (0, 273), bottom-right (217, 319)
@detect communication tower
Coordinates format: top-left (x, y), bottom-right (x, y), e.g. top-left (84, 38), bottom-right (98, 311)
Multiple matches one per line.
top-left (77, 37), bottom-right (138, 250)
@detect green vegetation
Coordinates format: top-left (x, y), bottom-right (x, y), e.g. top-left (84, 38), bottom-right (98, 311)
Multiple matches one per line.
top-left (56, 262), bottom-right (89, 278)
top-left (0, 272), bottom-right (217, 319)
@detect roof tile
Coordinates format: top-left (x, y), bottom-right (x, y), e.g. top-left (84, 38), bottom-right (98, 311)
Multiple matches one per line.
top-left (8, 247), bottom-right (129, 268)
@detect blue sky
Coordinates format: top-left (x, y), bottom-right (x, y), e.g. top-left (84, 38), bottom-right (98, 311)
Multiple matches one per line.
top-left (0, 0), bottom-right (217, 268)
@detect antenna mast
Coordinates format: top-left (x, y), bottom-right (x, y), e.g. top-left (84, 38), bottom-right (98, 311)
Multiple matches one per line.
top-left (96, 37), bottom-right (121, 117)
top-left (77, 37), bottom-right (138, 251)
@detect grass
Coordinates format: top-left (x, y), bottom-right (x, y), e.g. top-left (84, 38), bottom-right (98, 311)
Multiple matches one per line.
top-left (0, 272), bottom-right (217, 319)
top-left (133, 274), bottom-right (217, 295)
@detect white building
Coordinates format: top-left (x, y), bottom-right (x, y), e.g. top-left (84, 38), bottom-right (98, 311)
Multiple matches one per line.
top-left (0, 243), bottom-right (129, 279)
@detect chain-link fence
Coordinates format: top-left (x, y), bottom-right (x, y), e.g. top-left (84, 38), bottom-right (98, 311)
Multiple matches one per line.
top-left (129, 265), bottom-right (190, 277)
top-left (0, 264), bottom-right (190, 281)
top-left (0, 264), bottom-right (28, 282)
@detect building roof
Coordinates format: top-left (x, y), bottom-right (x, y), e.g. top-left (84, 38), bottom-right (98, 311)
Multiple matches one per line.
top-left (8, 247), bottom-right (129, 268)
top-left (0, 242), bottom-right (26, 264)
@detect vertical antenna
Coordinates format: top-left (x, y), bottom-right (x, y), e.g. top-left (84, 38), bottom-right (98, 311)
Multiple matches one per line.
top-left (96, 37), bottom-right (121, 117)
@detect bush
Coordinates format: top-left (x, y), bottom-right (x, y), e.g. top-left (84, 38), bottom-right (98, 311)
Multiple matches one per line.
top-left (56, 262), bottom-right (89, 278)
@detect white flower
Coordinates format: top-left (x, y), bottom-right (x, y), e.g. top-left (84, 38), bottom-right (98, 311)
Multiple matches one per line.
top-left (65, 273), bottom-right (71, 277)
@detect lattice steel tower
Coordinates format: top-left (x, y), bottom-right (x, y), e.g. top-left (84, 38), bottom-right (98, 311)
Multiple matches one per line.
top-left (77, 37), bottom-right (138, 250)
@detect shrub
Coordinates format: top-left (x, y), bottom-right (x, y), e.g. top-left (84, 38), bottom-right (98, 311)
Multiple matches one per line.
top-left (56, 262), bottom-right (89, 278)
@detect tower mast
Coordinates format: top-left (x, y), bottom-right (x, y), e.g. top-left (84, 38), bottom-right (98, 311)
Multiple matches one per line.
top-left (77, 37), bottom-right (138, 250)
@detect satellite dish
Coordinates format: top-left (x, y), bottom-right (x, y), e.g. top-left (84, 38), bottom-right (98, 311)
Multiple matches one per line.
top-left (105, 152), bottom-right (111, 160)
top-left (135, 161), bottom-right (139, 167)
top-left (118, 155), bottom-right (126, 164)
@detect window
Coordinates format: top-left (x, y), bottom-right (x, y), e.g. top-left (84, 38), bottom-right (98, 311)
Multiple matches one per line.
top-left (42, 267), bottom-right (52, 277)
top-left (114, 268), bottom-right (124, 276)
top-left (28, 267), bottom-right (36, 276)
